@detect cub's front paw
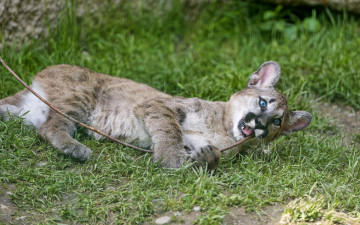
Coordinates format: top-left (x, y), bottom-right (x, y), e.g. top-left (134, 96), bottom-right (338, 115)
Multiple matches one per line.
top-left (187, 145), bottom-right (220, 170)
top-left (153, 149), bottom-right (187, 169)
top-left (61, 143), bottom-right (92, 161)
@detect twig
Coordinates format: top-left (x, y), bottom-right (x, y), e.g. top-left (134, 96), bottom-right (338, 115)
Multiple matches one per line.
top-left (0, 57), bottom-right (253, 154)
top-left (219, 135), bottom-right (253, 152)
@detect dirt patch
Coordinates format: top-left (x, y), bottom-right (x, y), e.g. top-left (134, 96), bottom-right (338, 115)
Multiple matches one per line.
top-left (0, 187), bottom-right (16, 224)
top-left (0, 184), bottom-right (28, 224)
top-left (314, 102), bottom-right (360, 135)
top-left (144, 208), bottom-right (205, 225)
top-left (145, 204), bottom-right (284, 225)
top-left (0, 184), bottom-right (81, 224)
top-left (223, 204), bottom-right (284, 225)
top-left (313, 101), bottom-right (360, 150)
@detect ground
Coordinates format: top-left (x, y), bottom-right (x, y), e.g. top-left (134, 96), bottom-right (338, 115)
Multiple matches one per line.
top-left (314, 102), bottom-right (360, 136)
top-left (146, 203), bottom-right (284, 225)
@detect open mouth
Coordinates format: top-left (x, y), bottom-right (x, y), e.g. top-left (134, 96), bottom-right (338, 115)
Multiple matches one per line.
top-left (238, 121), bottom-right (254, 137)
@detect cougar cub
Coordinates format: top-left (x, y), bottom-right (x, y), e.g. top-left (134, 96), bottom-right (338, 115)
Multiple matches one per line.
top-left (0, 61), bottom-right (312, 169)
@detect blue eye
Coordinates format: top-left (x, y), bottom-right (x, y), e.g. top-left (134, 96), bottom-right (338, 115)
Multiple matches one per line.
top-left (259, 99), bottom-right (267, 108)
top-left (273, 118), bottom-right (281, 126)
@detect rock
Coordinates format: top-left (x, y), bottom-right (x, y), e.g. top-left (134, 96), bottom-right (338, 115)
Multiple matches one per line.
top-left (37, 161), bottom-right (47, 167)
top-left (0, 0), bottom-right (64, 45)
top-left (0, 0), bottom-right (119, 46)
top-left (0, 204), bottom-right (9, 210)
top-left (193, 206), bottom-right (201, 212)
top-left (15, 216), bottom-right (27, 221)
top-left (155, 216), bottom-right (171, 224)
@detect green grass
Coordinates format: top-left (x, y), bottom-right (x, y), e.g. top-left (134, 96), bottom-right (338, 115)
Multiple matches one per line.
top-left (1, 0), bottom-right (360, 224)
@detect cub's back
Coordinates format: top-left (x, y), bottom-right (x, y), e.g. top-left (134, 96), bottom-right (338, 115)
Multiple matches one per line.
top-left (34, 64), bottom-right (170, 106)
top-left (18, 64), bottom-right (170, 128)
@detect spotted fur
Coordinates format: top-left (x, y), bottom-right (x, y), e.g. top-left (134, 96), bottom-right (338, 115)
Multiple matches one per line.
top-left (0, 61), bottom-right (312, 169)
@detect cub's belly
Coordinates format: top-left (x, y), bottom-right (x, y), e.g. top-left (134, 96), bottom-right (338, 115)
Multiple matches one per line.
top-left (18, 82), bottom-right (50, 128)
top-left (89, 110), bottom-right (152, 149)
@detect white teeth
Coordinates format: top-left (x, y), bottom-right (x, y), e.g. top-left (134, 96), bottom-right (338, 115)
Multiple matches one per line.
top-left (248, 120), bottom-right (255, 128)
top-left (255, 129), bottom-right (264, 137)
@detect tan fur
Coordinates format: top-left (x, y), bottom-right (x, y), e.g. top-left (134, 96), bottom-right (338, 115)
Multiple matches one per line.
top-left (0, 61), bottom-right (312, 169)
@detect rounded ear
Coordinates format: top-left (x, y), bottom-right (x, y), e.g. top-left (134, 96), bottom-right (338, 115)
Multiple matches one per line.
top-left (247, 61), bottom-right (281, 89)
top-left (281, 111), bottom-right (313, 135)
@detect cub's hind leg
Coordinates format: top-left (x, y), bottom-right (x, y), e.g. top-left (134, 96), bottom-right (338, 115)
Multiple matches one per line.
top-left (0, 90), bottom-right (27, 120)
top-left (1, 84), bottom-right (50, 128)
top-left (38, 112), bottom-right (91, 161)
top-left (0, 104), bottom-right (23, 121)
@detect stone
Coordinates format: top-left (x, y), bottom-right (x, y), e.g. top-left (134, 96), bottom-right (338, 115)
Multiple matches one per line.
top-left (15, 216), bottom-right (27, 221)
top-left (155, 216), bottom-right (171, 224)
top-left (0, 204), bottom-right (9, 210)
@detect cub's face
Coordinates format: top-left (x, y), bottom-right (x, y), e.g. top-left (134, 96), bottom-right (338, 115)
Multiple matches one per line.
top-left (229, 61), bottom-right (312, 144)
top-left (230, 88), bottom-right (288, 142)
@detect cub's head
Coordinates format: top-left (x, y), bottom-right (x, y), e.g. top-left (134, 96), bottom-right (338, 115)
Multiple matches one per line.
top-left (228, 61), bottom-right (312, 144)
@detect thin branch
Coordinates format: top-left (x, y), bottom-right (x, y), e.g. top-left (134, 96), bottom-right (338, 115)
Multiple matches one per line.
top-left (219, 135), bottom-right (253, 152)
